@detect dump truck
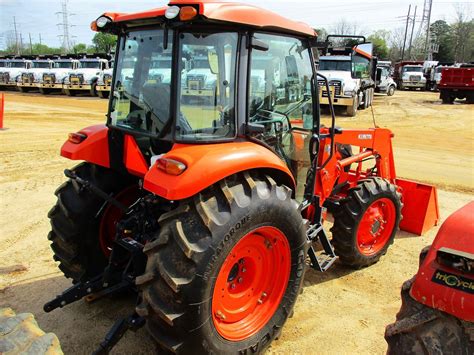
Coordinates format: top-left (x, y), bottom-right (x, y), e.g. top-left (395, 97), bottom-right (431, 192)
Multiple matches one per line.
top-left (438, 65), bottom-right (474, 104)
top-left (316, 35), bottom-right (376, 117)
top-left (385, 201), bottom-right (474, 354)
top-left (17, 57), bottom-right (55, 92)
top-left (43, 1), bottom-right (439, 353)
top-left (39, 57), bottom-right (80, 94)
top-left (63, 55), bottom-right (110, 96)
top-left (394, 61), bottom-right (425, 90)
top-left (96, 60), bottom-right (114, 99)
top-left (0, 57), bottom-right (32, 89)
top-left (376, 64), bottom-right (396, 96)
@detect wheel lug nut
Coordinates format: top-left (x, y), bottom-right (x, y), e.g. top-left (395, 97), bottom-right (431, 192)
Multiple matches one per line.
top-left (262, 292), bottom-right (267, 297)
top-left (238, 277), bottom-right (243, 283)
top-left (231, 283), bottom-right (236, 289)
top-left (215, 310), bottom-right (226, 320)
top-left (239, 259), bottom-right (245, 265)
top-left (241, 268), bottom-right (246, 273)
top-left (264, 240), bottom-right (273, 249)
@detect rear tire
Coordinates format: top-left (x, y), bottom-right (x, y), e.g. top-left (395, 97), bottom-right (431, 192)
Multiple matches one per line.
top-left (385, 279), bottom-right (474, 355)
top-left (136, 172), bottom-right (307, 354)
top-left (48, 163), bottom-right (137, 282)
top-left (330, 177), bottom-right (402, 268)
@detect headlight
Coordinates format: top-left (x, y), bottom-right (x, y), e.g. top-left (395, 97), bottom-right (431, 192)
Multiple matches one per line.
top-left (96, 16), bottom-right (111, 28)
top-left (343, 90), bottom-right (355, 96)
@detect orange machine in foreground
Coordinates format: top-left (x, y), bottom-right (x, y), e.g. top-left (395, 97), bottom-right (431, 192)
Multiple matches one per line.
top-left (44, 1), bottom-right (439, 353)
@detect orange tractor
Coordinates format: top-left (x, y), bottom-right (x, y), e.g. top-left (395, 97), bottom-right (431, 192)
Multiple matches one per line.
top-left (44, 1), bottom-right (439, 353)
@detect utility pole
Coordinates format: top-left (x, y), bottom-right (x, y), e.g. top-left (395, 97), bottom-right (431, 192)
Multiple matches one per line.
top-left (39, 33), bottom-right (42, 45)
top-left (13, 16), bottom-right (19, 55)
top-left (424, 0), bottom-right (434, 60)
top-left (19, 33), bottom-right (24, 55)
top-left (401, 5), bottom-right (411, 61)
top-left (407, 6), bottom-right (417, 59)
top-left (29, 33), bottom-right (33, 55)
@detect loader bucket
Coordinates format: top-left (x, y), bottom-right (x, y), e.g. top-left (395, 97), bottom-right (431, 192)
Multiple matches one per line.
top-left (396, 178), bottom-right (440, 236)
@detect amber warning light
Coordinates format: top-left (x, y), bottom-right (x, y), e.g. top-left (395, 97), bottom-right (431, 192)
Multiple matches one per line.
top-left (68, 132), bottom-right (87, 144)
top-left (157, 158), bottom-right (187, 175)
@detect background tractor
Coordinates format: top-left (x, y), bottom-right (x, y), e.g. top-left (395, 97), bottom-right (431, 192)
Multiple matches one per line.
top-left (43, 1), bottom-right (438, 353)
top-left (385, 201), bottom-right (473, 354)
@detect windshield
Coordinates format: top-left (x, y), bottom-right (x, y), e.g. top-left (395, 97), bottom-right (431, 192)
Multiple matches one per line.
top-left (55, 61), bottom-right (73, 69)
top-left (110, 29), bottom-right (238, 141)
top-left (80, 61), bottom-right (101, 69)
top-left (403, 66), bottom-right (423, 73)
top-left (319, 59), bottom-right (351, 71)
top-left (32, 61), bottom-right (50, 69)
top-left (435, 67), bottom-right (444, 73)
top-left (0, 61), bottom-right (6, 68)
top-left (10, 61), bottom-right (25, 68)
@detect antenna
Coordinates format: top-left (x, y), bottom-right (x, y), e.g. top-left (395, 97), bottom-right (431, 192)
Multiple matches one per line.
top-left (56, 0), bottom-right (76, 54)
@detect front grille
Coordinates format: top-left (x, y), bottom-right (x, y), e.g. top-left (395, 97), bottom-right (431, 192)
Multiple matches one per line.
top-left (70, 74), bottom-right (84, 84)
top-left (409, 75), bottom-right (420, 82)
top-left (22, 73), bottom-right (34, 84)
top-left (43, 73), bottom-right (56, 84)
top-left (318, 80), bottom-right (342, 97)
top-left (103, 74), bottom-right (112, 85)
top-left (187, 75), bottom-right (205, 90)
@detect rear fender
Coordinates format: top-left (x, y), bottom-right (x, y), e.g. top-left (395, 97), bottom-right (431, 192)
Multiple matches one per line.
top-left (143, 142), bottom-right (295, 200)
top-left (61, 124), bottom-right (110, 168)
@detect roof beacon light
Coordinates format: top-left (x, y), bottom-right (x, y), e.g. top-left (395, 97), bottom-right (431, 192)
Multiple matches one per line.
top-left (180, 6), bottom-right (198, 21)
top-left (96, 16), bottom-right (111, 28)
top-left (165, 6), bottom-right (180, 20)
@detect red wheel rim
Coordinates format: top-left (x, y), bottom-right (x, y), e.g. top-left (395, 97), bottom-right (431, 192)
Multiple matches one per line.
top-left (99, 185), bottom-right (140, 257)
top-left (212, 226), bottom-right (291, 341)
top-left (356, 198), bottom-right (396, 256)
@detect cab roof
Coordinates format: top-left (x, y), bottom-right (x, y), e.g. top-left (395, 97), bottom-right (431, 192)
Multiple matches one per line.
top-left (104, 0), bottom-right (316, 38)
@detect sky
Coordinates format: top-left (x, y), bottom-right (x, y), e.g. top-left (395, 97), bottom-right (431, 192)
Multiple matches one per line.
top-left (1, 0), bottom-right (473, 50)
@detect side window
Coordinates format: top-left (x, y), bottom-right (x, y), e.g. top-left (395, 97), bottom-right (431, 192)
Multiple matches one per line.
top-left (248, 34), bottom-right (313, 128)
top-left (352, 55), bottom-right (370, 79)
top-left (248, 34), bottom-right (314, 202)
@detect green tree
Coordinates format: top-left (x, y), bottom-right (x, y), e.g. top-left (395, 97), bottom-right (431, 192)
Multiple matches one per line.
top-left (368, 31), bottom-right (389, 59)
top-left (92, 33), bottom-right (117, 54)
top-left (430, 20), bottom-right (453, 62)
top-left (72, 43), bottom-right (87, 54)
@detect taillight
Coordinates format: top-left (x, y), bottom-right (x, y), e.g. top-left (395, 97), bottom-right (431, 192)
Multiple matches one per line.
top-left (157, 158), bottom-right (187, 176)
top-left (68, 132), bottom-right (87, 144)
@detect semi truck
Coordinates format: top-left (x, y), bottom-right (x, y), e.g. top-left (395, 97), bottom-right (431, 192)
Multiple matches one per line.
top-left (39, 57), bottom-right (80, 94)
top-left (17, 57), bottom-right (55, 92)
top-left (0, 57), bottom-right (32, 89)
top-left (63, 55), bottom-right (110, 96)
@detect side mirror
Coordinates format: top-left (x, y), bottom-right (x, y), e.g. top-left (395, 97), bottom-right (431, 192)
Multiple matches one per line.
top-left (251, 37), bottom-right (269, 52)
top-left (351, 42), bottom-right (373, 79)
top-left (208, 49), bottom-right (219, 75)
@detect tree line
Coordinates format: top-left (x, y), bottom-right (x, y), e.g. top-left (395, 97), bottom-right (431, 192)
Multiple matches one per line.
top-left (0, 33), bottom-right (116, 57)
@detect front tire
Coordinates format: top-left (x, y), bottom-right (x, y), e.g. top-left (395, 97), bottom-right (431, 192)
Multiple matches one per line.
top-left (97, 90), bottom-right (109, 99)
top-left (47, 163), bottom-right (138, 282)
top-left (387, 85), bottom-right (395, 96)
top-left (39, 88), bottom-right (51, 95)
top-left (385, 278), bottom-right (474, 355)
top-left (64, 88), bottom-right (75, 96)
top-left (346, 96), bottom-right (358, 117)
top-left (331, 178), bottom-right (402, 268)
top-left (136, 172), bottom-right (307, 354)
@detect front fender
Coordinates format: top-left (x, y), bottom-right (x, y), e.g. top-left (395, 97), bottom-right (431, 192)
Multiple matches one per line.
top-left (61, 124), bottom-right (110, 168)
top-left (143, 142), bottom-right (295, 200)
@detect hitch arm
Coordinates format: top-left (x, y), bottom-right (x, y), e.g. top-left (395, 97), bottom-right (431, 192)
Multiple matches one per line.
top-left (64, 169), bottom-right (128, 211)
top-left (93, 313), bottom-right (146, 355)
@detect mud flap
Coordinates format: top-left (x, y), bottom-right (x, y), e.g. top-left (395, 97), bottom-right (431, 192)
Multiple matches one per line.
top-left (396, 179), bottom-right (439, 235)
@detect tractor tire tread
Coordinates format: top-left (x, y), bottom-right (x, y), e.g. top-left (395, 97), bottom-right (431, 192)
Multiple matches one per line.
top-left (385, 278), bottom-right (474, 355)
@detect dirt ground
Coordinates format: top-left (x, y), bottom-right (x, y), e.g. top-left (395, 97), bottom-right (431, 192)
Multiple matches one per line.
top-left (0, 90), bottom-right (473, 354)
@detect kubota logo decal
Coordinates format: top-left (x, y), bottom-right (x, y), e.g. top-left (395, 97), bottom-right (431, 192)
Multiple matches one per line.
top-left (432, 270), bottom-right (474, 294)
top-left (358, 134), bottom-right (372, 140)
